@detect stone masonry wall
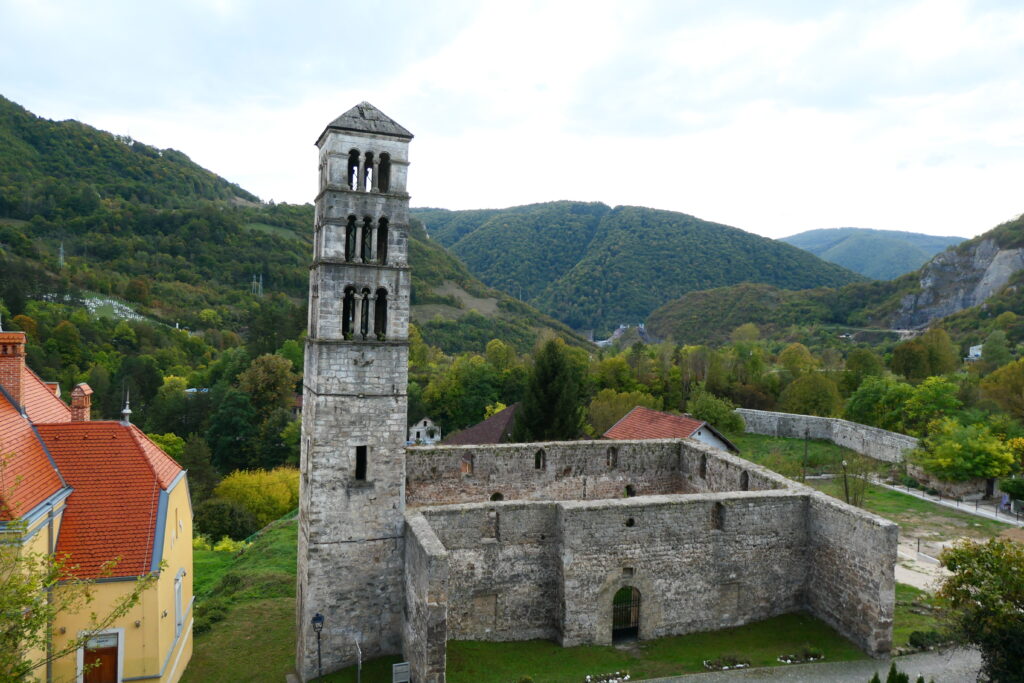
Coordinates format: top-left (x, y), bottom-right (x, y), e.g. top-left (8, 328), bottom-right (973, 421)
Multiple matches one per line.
top-left (403, 513), bottom-right (448, 683)
top-left (419, 502), bottom-right (561, 642)
top-left (805, 492), bottom-right (898, 656)
top-left (557, 492), bottom-right (810, 646)
top-left (736, 409), bottom-right (918, 464)
top-left (406, 438), bottom-right (784, 507)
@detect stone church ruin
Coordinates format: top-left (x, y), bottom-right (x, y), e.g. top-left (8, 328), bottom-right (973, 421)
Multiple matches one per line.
top-left (295, 103), bottom-right (897, 682)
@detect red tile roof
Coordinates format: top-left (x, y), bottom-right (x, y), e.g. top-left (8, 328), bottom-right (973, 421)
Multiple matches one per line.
top-left (22, 367), bottom-right (71, 424)
top-left (603, 406), bottom-right (705, 440)
top-left (442, 404), bottom-right (519, 445)
top-left (0, 397), bottom-right (65, 520)
top-left (37, 422), bottom-right (183, 578)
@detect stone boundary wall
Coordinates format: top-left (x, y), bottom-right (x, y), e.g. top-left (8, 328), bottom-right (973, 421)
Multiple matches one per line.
top-left (736, 409), bottom-right (919, 464)
top-left (406, 439), bottom-right (784, 507)
top-left (402, 513), bottom-right (448, 683)
top-left (805, 492), bottom-right (898, 656)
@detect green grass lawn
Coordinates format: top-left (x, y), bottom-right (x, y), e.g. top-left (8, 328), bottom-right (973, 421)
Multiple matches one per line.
top-left (806, 479), bottom-right (1010, 539)
top-left (727, 432), bottom-right (857, 478)
top-left (893, 583), bottom-right (944, 648)
top-left (243, 221), bottom-right (308, 243)
top-left (315, 613), bottom-right (863, 683)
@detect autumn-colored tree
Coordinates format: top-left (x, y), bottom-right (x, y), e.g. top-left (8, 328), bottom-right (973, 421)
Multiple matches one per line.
top-left (779, 373), bottom-right (842, 417)
top-left (237, 353), bottom-right (299, 420)
top-left (778, 342), bottom-right (816, 380)
top-left (213, 467), bottom-right (299, 527)
top-left (980, 359), bottom-right (1024, 420)
top-left (911, 418), bottom-right (1014, 481)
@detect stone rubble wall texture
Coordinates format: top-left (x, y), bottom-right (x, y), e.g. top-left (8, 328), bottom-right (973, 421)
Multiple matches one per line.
top-left (906, 463), bottom-right (989, 499)
top-left (403, 513), bottom-right (449, 683)
top-left (736, 408), bottom-right (919, 464)
top-left (401, 442), bottom-right (897, 681)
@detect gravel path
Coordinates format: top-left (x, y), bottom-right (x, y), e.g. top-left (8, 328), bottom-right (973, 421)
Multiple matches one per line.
top-left (642, 648), bottom-right (981, 683)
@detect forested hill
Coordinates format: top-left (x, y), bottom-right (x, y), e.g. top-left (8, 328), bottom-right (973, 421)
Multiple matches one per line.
top-left (780, 227), bottom-right (965, 280)
top-left (0, 95), bottom-right (587, 354)
top-left (412, 202), bottom-right (864, 335)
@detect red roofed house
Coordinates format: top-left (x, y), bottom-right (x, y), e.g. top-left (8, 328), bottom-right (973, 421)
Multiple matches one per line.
top-left (0, 331), bottom-right (193, 683)
top-left (603, 405), bottom-right (739, 453)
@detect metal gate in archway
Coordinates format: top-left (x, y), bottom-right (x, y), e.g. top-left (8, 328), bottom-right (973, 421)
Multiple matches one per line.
top-left (612, 586), bottom-right (640, 642)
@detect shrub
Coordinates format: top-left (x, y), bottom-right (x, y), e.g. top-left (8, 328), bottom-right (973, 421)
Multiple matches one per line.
top-left (908, 630), bottom-right (944, 650)
top-left (686, 388), bottom-right (744, 433)
top-left (1000, 478), bottom-right (1024, 501)
top-left (194, 497), bottom-right (260, 541)
top-left (213, 467), bottom-right (299, 527)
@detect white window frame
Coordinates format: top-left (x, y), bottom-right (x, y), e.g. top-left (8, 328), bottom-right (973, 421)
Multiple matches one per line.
top-left (76, 627), bottom-right (124, 683)
top-left (174, 569), bottom-right (185, 638)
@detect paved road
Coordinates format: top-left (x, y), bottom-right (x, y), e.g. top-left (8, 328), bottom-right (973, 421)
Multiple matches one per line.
top-left (643, 649), bottom-right (981, 683)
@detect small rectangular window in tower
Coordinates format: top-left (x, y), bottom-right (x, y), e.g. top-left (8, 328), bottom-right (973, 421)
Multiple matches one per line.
top-left (355, 445), bottom-right (368, 480)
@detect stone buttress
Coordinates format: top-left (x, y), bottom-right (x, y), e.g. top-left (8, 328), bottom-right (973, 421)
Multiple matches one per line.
top-left (296, 103), bottom-right (413, 680)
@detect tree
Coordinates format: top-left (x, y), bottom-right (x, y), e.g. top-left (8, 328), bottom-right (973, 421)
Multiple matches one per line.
top-left (980, 359), bottom-right (1024, 420)
top-left (513, 338), bottom-right (584, 441)
top-left (981, 330), bottom-right (1012, 370)
top-left (147, 432), bottom-right (185, 461)
top-left (213, 467), bottom-right (299, 527)
top-left (911, 418), bottom-right (1014, 481)
top-left (903, 376), bottom-right (962, 437)
top-left (844, 375), bottom-right (915, 432)
top-left (938, 538), bottom-right (1024, 683)
top-left (918, 328), bottom-right (959, 376)
top-left (587, 388), bottom-right (663, 436)
top-left (890, 340), bottom-right (931, 381)
top-left (779, 373), bottom-right (842, 417)
top-left (778, 342), bottom-right (816, 380)
top-left (686, 387), bottom-right (744, 433)
top-left (175, 434), bottom-right (221, 502)
top-left (840, 348), bottom-right (883, 395)
top-left (237, 354), bottom-right (299, 421)
top-left (205, 386), bottom-right (258, 472)
top-left (730, 322), bottom-right (760, 343)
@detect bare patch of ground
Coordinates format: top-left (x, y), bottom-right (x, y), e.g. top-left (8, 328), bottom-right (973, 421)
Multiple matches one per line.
top-left (436, 281), bottom-right (500, 316)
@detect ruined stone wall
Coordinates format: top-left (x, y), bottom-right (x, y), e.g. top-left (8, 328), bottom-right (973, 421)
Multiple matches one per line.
top-left (419, 502), bottom-right (561, 642)
top-left (736, 409), bottom-right (918, 464)
top-left (906, 463), bottom-right (988, 499)
top-left (557, 493), bottom-right (810, 646)
top-left (403, 513), bottom-right (448, 683)
top-left (805, 492), bottom-right (898, 656)
top-left (406, 440), bottom-right (692, 506)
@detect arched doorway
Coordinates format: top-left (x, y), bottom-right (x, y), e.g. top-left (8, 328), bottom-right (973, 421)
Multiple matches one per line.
top-left (612, 586), bottom-right (640, 642)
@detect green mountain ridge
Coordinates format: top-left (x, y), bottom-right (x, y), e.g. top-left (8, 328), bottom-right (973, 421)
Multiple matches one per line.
top-left (413, 203), bottom-right (865, 335)
top-left (780, 227), bottom-right (965, 280)
top-left (0, 95), bottom-right (587, 354)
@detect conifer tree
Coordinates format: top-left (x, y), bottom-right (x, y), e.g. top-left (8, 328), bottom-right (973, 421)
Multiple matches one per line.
top-left (513, 338), bottom-right (583, 441)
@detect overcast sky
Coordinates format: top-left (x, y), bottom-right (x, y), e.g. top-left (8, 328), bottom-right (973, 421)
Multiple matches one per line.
top-left (2, 0), bottom-right (1022, 239)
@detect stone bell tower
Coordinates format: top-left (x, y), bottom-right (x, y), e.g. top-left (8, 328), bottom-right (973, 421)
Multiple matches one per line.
top-left (296, 102), bottom-right (413, 680)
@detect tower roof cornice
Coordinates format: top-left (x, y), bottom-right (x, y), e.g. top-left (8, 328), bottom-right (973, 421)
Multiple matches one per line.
top-left (319, 101), bottom-right (414, 142)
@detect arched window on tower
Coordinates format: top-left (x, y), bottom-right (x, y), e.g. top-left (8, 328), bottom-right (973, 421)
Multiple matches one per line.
top-left (360, 288), bottom-right (371, 340)
top-left (342, 286), bottom-right (355, 339)
top-left (347, 149), bottom-right (360, 190)
top-left (345, 215), bottom-right (357, 261)
top-left (363, 151), bottom-right (374, 192)
top-left (376, 217), bottom-right (389, 265)
top-left (374, 288), bottom-right (388, 340)
top-left (378, 153), bottom-right (391, 193)
top-left (362, 216), bottom-right (373, 262)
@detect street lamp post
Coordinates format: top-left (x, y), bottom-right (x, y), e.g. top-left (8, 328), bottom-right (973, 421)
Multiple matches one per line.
top-left (355, 638), bottom-right (362, 683)
top-left (311, 613), bottom-right (324, 680)
top-left (841, 460), bottom-right (850, 504)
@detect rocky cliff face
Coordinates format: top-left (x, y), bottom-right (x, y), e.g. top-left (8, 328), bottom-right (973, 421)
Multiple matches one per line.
top-left (891, 238), bottom-right (1024, 328)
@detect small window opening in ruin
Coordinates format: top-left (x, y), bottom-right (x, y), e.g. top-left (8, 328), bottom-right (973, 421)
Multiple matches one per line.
top-left (379, 153), bottom-right (391, 193)
top-left (376, 217), bottom-right (389, 264)
top-left (490, 492), bottom-right (504, 501)
top-left (360, 288), bottom-right (371, 339)
top-left (625, 485), bottom-right (637, 498)
top-left (347, 149), bottom-right (360, 190)
top-left (625, 517), bottom-right (635, 527)
top-left (363, 151), bottom-right (374, 191)
top-left (362, 216), bottom-right (373, 262)
top-left (355, 445), bottom-right (367, 480)
top-left (700, 454), bottom-right (708, 479)
top-left (740, 471), bottom-right (749, 491)
top-left (622, 567), bottom-right (634, 577)
top-left (607, 446), bottom-right (618, 469)
top-left (342, 286), bottom-right (355, 339)
top-left (534, 449), bottom-right (546, 470)
top-left (712, 501), bottom-right (724, 530)
top-left (461, 452), bottom-right (475, 475)
top-left (485, 509), bottom-right (499, 540)
top-left (374, 288), bottom-right (388, 340)
top-left (345, 215), bottom-right (357, 261)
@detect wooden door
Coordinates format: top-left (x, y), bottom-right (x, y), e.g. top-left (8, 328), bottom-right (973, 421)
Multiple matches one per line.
top-left (83, 633), bottom-right (118, 683)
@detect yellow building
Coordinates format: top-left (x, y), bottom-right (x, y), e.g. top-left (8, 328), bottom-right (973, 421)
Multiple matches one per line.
top-left (0, 331), bottom-right (193, 683)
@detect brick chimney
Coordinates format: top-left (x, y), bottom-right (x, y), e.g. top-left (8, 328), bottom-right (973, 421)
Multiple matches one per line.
top-left (71, 383), bottom-right (94, 422)
top-left (0, 331), bottom-right (26, 409)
